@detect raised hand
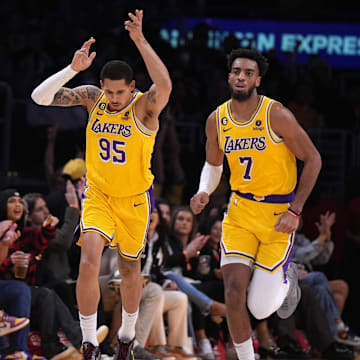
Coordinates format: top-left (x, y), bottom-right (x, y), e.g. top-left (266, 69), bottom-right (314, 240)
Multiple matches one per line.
top-left (71, 37), bottom-right (96, 72)
top-left (124, 9), bottom-right (144, 43)
top-left (65, 180), bottom-right (79, 207)
top-left (0, 222), bottom-right (20, 246)
top-left (315, 211), bottom-right (336, 241)
top-left (185, 233), bottom-right (210, 257)
top-left (42, 215), bottom-right (59, 229)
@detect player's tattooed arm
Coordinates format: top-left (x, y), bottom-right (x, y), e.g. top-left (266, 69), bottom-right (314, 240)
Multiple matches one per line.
top-left (51, 85), bottom-right (101, 109)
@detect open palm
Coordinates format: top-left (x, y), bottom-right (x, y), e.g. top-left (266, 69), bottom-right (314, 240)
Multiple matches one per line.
top-left (71, 37), bottom-right (96, 72)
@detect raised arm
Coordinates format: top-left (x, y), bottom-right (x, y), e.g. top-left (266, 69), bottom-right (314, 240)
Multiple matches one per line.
top-left (271, 103), bottom-right (322, 233)
top-left (31, 37), bottom-right (100, 112)
top-left (125, 10), bottom-right (172, 130)
top-left (190, 111), bottom-right (224, 214)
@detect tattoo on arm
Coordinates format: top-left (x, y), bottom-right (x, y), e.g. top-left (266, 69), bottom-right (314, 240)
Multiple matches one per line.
top-left (86, 86), bottom-right (101, 102)
top-left (51, 86), bottom-right (101, 107)
top-left (52, 88), bottom-right (85, 106)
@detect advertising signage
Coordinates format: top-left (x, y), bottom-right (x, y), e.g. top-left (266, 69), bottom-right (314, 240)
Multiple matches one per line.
top-left (160, 18), bottom-right (360, 68)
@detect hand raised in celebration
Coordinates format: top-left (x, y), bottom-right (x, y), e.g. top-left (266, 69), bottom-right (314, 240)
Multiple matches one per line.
top-left (71, 37), bottom-right (96, 72)
top-left (42, 215), bottom-right (59, 229)
top-left (124, 9), bottom-right (145, 43)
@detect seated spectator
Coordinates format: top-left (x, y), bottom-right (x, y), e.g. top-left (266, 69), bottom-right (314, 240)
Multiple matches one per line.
top-left (141, 203), bottom-right (195, 359)
top-left (293, 212), bottom-right (360, 346)
top-left (0, 189), bottom-right (107, 360)
top-left (275, 284), bottom-right (353, 360)
top-left (0, 219), bottom-right (44, 360)
top-left (23, 184), bottom-right (80, 318)
top-left (99, 247), bottom-right (163, 360)
top-left (163, 206), bottom-right (227, 360)
top-left (156, 197), bottom-right (172, 226)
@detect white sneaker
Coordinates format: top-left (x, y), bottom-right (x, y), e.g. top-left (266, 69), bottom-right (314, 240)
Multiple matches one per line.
top-left (197, 339), bottom-right (215, 360)
top-left (276, 262), bottom-right (301, 319)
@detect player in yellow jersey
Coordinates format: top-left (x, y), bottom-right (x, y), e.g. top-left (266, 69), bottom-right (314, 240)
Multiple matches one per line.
top-left (31, 10), bottom-right (172, 360)
top-left (190, 48), bottom-right (322, 360)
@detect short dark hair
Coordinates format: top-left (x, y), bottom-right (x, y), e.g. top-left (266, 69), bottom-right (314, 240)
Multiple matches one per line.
top-left (227, 48), bottom-right (269, 77)
top-left (100, 60), bottom-right (133, 83)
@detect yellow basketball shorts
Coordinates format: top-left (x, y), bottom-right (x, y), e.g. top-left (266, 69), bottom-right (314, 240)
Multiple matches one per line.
top-left (220, 192), bottom-right (295, 272)
top-left (78, 182), bottom-right (153, 260)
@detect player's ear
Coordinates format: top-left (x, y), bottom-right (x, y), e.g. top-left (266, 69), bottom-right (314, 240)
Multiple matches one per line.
top-left (100, 80), bottom-right (104, 89)
top-left (130, 80), bottom-right (135, 92)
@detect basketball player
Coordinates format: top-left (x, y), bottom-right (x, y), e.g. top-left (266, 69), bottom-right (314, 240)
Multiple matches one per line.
top-left (31, 10), bottom-right (172, 360)
top-left (190, 48), bottom-right (321, 360)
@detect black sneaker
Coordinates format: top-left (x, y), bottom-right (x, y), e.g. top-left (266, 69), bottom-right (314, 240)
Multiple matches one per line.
top-left (82, 342), bottom-right (101, 360)
top-left (257, 346), bottom-right (288, 359)
top-left (277, 343), bottom-right (311, 359)
top-left (42, 342), bottom-right (77, 360)
top-left (322, 342), bottom-right (354, 360)
top-left (115, 337), bottom-right (135, 360)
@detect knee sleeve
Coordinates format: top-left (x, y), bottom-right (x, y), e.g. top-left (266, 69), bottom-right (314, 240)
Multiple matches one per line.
top-left (247, 267), bottom-right (289, 319)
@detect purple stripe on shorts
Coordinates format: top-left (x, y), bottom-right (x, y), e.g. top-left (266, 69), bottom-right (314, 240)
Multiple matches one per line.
top-left (282, 232), bottom-right (295, 283)
top-left (147, 185), bottom-right (154, 213)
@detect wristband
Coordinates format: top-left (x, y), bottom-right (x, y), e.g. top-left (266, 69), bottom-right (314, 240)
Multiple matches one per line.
top-left (198, 161), bottom-right (223, 195)
top-left (183, 250), bottom-right (192, 271)
top-left (287, 209), bottom-right (300, 219)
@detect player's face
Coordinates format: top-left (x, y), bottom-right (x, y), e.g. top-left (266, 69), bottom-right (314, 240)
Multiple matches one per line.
top-left (101, 78), bottom-right (135, 111)
top-left (7, 196), bottom-right (24, 222)
top-left (29, 197), bottom-right (50, 227)
top-left (174, 210), bottom-right (193, 236)
top-left (228, 58), bottom-right (261, 101)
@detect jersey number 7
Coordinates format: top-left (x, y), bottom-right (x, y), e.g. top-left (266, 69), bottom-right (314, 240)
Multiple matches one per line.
top-left (238, 156), bottom-right (253, 181)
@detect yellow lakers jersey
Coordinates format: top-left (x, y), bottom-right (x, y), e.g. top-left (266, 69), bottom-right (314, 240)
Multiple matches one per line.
top-left (216, 95), bottom-right (297, 196)
top-left (86, 90), bottom-right (157, 197)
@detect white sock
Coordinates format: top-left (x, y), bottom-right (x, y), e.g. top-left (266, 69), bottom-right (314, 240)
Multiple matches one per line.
top-left (79, 312), bottom-right (98, 346)
top-left (117, 308), bottom-right (138, 341)
top-left (233, 338), bottom-right (255, 360)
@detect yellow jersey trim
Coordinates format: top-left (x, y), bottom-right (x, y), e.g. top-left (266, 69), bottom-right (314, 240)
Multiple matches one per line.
top-left (216, 106), bottom-right (222, 151)
top-left (226, 95), bottom-right (264, 127)
top-left (266, 101), bottom-right (283, 144)
top-left (132, 106), bottom-right (158, 137)
top-left (253, 232), bottom-right (295, 273)
top-left (88, 91), bottom-right (105, 120)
